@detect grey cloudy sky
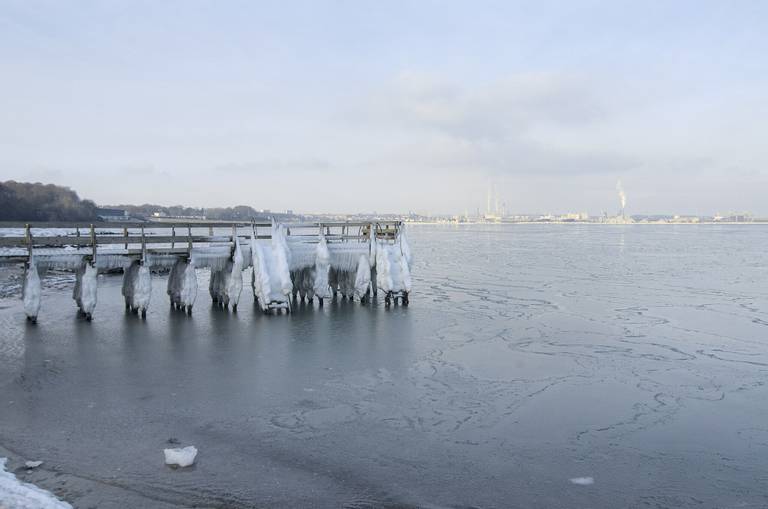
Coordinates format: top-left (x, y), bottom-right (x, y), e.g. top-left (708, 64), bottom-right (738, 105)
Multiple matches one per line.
top-left (1, 0), bottom-right (766, 215)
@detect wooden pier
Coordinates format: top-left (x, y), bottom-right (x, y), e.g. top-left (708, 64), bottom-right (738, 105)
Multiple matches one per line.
top-left (0, 220), bottom-right (411, 321)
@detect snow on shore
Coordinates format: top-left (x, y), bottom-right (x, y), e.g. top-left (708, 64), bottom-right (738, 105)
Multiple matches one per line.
top-left (0, 458), bottom-right (72, 508)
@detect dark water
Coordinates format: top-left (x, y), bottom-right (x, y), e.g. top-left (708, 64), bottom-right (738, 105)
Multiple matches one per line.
top-left (1, 224), bottom-right (768, 508)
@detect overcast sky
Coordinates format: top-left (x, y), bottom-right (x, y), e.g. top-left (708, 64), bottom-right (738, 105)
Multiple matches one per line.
top-left (1, 1), bottom-right (766, 215)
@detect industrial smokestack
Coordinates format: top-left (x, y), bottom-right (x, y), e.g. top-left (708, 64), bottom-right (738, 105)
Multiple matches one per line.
top-left (616, 180), bottom-right (627, 217)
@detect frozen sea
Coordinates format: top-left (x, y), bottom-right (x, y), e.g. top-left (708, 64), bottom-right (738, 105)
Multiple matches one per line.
top-left (1, 224), bottom-right (767, 508)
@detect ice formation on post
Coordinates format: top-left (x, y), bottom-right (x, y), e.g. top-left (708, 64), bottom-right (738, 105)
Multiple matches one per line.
top-left (375, 227), bottom-right (412, 306)
top-left (22, 257), bottom-right (42, 323)
top-left (199, 238), bottom-right (245, 311)
top-left (312, 235), bottom-right (332, 304)
top-left (0, 457), bottom-right (72, 508)
top-left (287, 239), bottom-right (317, 303)
top-left (354, 254), bottom-right (371, 301)
top-left (208, 258), bottom-right (233, 308)
top-left (227, 239), bottom-right (244, 311)
top-left (122, 258), bottom-right (151, 318)
top-left (250, 224), bottom-right (293, 313)
top-left (326, 243), bottom-right (372, 301)
top-left (73, 259), bottom-right (98, 320)
top-left (273, 224), bottom-right (293, 296)
top-left (181, 260), bottom-right (198, 311)
top-left (168, 258), bottom-right (198, 314)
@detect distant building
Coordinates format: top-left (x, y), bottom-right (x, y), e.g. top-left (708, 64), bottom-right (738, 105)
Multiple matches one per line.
top-left (96, 208), bottom-right (128, 222)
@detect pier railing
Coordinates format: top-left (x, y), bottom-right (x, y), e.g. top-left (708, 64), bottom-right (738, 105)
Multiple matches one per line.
top-left (0, 220), bottom-right (402, 264)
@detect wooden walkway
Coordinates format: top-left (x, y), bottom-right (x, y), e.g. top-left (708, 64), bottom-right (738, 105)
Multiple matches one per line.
top-left (0, 220), bottom-right (402, 264)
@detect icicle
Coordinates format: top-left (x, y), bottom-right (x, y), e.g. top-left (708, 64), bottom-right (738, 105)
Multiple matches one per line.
top-left (209, 259), bottom-right (233, 306)
top-left (145, 253), bottom-right (181, 269)
top-left (272, 224), bottom-right (293, 296)
top-left (369, 229), bottom-right (377, 268)
top-left (286, 241), bottom-right (317, 271)
top-left (36, 253), bottom-right (85, 271)
top-left (95, 254), bottom-right (132, 271)
top-left (313, 235), bottom-right (331, 300)
top-left (22, 257), bottom-right (41, 323)
top-left (328, 244), bottom-right (371, 271)
top-left (354, 254), bottom-right (371, 299)
top-left (251, 234), bottom-right (272, 305)
top-left (191, 246), bottom-right (232, 271)
top-left (376, 243), bottom-right (395, 294)
top-left (227, 239), bottom-right (244, 310)
top-left (399, 224), bottom-right (413, 268)
top-left (399, 248), bottom-right (412, 293)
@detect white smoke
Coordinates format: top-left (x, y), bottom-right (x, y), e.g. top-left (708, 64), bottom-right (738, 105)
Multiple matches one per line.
top-left (616, 180), bottom-right (627, 211)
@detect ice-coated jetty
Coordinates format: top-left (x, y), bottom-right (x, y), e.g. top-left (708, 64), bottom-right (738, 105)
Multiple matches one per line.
top-left (0, 220), bottom-right (411, 321)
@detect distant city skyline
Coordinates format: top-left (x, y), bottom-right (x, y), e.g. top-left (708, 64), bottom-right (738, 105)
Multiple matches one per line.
top-left (1, 1), bottom-right (767, 215)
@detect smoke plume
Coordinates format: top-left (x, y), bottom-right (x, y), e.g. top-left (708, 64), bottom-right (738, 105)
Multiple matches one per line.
top-left (616, 180), bottom-right (627, 211)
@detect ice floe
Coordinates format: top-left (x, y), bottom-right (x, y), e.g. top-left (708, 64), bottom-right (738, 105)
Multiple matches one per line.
top-left (163, 446), bottom-right (198, 468)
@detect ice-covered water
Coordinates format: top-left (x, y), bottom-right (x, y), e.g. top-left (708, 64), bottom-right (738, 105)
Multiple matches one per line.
top-left (0, 224), bottom-right (767, 508)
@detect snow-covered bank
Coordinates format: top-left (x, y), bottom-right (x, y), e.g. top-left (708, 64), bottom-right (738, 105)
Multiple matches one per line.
top-left (0, 458), bottom-right (72, 509)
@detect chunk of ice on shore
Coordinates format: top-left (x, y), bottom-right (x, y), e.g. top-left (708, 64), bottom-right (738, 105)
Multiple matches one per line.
top-left (0, 457), bottom-right (72, 508)
top-left (24, 460), bottom-right (43, 469)
top-left (570, 476), bottom-right (594, 485)
top-left (163, 446), bottom-right (197, 467)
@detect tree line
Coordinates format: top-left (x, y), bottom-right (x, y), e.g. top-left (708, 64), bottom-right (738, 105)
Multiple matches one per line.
top-left (0, 180), bottom-right (294, 222)
top-left (0, 181), bottom-right (98, 221)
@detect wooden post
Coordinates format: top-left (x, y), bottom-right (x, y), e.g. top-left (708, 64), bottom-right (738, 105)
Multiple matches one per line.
top-left (25, 223), bottom-right (32, 261)
top-left (231, 224), bottom-right (237, 257)
top-left (187, 224), bottom-right (192, 255)
top-left (123, 226), bottom-right (128, 250)
top-left (90, 224), bottom-right (96, 261)
top-left (76, 226), bottom-right (80, 238)
top-left (171, 225), bottom-right (176, 249)
top-left (140, 225), bottom-right (146, 259)
top-left (208, 225), bottom-right (214, 237)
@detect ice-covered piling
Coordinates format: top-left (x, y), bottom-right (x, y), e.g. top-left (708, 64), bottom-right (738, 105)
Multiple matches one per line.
top-left (250, 225), bottom-right (293, 313)
top-left (73, 260), bottom-right (98, 320)
top-left (122, 259), bottom-right (151, 318)
top-left (22, 257), bottom-right (41, 323)
top-left (168, 258), bottom-right (197, 314)
top-left (208, 259), bottom-right (233, 308)
top-left (354, 254), bottom-right (371, 302)
top-left (227, 240), bottom-right (244, 311)
top-left (312, 235), bottom-right (331, 305)
top-left (326, 244), bottom-right (373, 301)
top-left (287, 240), bottom-right (321, 302)
top-left (375, 228), bottom-right (412, 306)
